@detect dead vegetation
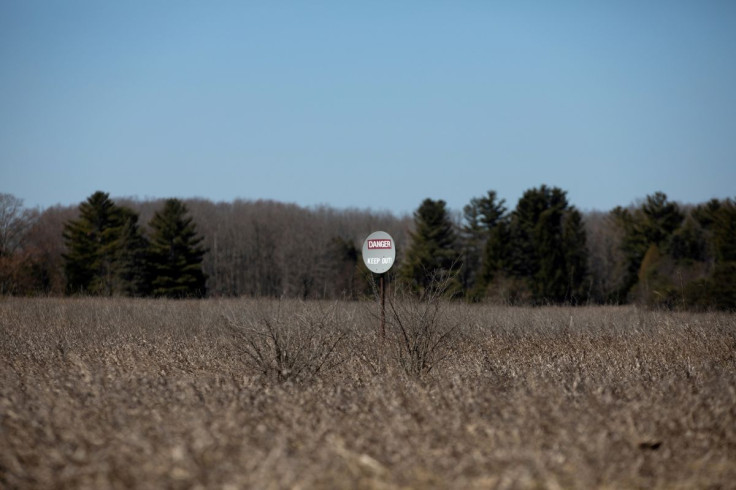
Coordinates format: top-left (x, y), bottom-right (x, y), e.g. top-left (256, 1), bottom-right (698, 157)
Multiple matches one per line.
top-left (1, 297), bottom-right (735, 489)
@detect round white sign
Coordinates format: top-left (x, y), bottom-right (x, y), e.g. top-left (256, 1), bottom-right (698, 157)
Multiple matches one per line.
top-left (362, 231), bottom-right (396, 274)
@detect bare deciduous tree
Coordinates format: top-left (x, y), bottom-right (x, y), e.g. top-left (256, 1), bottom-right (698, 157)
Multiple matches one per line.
top-left (0, 193), bottom-right (37, 257)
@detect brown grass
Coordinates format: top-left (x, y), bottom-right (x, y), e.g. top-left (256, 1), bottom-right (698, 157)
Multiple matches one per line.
top-left (1, 297), bottom-right (735, 489)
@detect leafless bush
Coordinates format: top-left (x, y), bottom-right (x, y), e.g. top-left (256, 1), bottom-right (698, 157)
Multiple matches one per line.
top-left (386, 271), bottom-right (465, 377)
top-left (225, 300), bottom-right (347, 382)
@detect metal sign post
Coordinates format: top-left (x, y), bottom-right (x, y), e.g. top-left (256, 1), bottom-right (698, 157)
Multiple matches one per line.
top-left (362, 231), bottom-right (396, 340)
top-left (380, 274), bottom-right (386, 338)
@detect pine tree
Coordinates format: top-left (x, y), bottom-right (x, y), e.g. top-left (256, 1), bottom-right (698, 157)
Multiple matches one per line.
top-left (461, 191), bottom-right (507, 298)
top-left (641, 192), bottom-right (683, 246)
top-left (533, 194), bottom-right (567, 301)
top-left (477, 217), bottom-right (511, 292)
top-left (709, 198), bottom-right (736, 263)
top-left (63, 191), bottom-right (146, 295)
top-left (562, 208), bottom-right (588, 303)
top-left (684, 198), bottom-right (736, 309)
top-left (115, 208), bottom-right (150, 296)
top-left (459, 199), bottom-right (485, 293)
top-left (612, 192), bottom-right (684, 301)
top-left (481, 185), bottom-right (588, 304)
top-left (401, 198), bottom-right (460, 294)
top-left (148, 199), bottom-right (207, 298)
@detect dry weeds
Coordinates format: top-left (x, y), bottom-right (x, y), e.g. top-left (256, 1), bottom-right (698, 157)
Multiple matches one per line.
top-left (1, 298), bottom-right (735, 489)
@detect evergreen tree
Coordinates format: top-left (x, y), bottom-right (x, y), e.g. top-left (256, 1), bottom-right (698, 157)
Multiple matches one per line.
top-left (116, 208), bottom-right (150, 296)
top-left (476, 190), bottom-right (506, 230)
top-left (610, 206), bottom-right (649, 299)
top-left (611, 192), bottom-right (684, 301)
top-left (641, 192), bottom-right (683, 247)
top-left (148, 199), bottom-right (207, 298)
top-left (477, 218), bottom-right (511, 290)
top-left (562, 208), bottom-right (589, 303)
top-left (685, 198), bottom-right (736, 309)
top-left (63, 191), bottom-right (147, 295)
top-left (401, 198), bottom-right (460, 294)
top-left (668, 215), bottom-right (707, 263)
top-left (481, 185), bottom-right (588, 304)
top-left (533, 194), bottom-right (567, 301)
top-left (709, 198), bottom-right (736, 263)
top-left (459, 198), bottom-right (484, 292)
top-left (461, 191), bottom-right (507, 299)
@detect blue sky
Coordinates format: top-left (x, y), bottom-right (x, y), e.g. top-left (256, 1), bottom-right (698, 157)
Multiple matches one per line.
top-left (2, 1), bottom-right (735, 215)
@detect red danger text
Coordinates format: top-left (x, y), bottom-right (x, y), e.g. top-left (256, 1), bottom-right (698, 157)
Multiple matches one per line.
top-left (367, 239), bottom-right (392, 249)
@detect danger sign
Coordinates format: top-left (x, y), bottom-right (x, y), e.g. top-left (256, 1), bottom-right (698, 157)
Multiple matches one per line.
top-left (367, 239), bottom-right (392, 249)
top-left (362, 231), bottom-right (396, 274)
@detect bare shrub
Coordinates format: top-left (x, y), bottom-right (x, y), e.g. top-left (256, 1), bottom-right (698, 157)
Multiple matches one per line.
top-left (225, 300), bottom-right (347, 382)
top-left (386, 271), bottom-right (465, 377)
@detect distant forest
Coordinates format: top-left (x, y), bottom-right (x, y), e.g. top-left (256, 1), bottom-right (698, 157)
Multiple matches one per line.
top-left (1, 187), bottom-right (734, 309)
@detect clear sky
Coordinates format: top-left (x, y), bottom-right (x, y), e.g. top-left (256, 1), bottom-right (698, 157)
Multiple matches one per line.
top-left (2, 1), bottom-right (735, 215)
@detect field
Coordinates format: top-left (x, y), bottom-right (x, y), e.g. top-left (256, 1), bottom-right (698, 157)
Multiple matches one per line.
top-left (1, 298), bottom-right (735, 489)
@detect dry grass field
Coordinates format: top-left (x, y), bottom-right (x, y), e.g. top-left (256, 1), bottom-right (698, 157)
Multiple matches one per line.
top-left (1, 297), bottom-right (735, 489)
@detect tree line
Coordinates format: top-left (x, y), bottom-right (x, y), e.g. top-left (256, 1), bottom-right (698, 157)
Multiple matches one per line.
top-left (402, 186), bottom-right (588, 304)
top-left (61, 191), bottom-right (206, 298)
top-left (1, 187), bottom-right (734, 308)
